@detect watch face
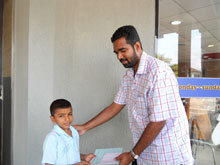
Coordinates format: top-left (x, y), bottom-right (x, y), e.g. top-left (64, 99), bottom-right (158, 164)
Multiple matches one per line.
top-left (134, 155), bottom-right (139, 159)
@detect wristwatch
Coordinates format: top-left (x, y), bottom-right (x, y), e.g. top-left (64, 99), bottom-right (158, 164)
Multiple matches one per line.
top-left (130, 150), bottom-right (139, 159)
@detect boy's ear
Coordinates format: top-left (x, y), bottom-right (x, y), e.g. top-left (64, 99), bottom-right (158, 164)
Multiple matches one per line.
top-left (50, 116), bottom-right (55, 122)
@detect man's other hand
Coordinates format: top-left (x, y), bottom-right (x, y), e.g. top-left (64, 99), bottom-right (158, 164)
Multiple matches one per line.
top-left (73, 125), bottom-right (87, 136)
top-left (115, 152), bottom-right (134, 165)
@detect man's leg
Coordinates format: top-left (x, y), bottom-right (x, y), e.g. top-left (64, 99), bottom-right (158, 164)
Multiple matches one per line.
top-left (132, 160), bottom-right (137, 165)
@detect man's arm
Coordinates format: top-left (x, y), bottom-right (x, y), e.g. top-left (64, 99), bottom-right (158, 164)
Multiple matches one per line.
top-left (74, 102), bottom-right (125, 135)
top-left (116, 120), bottom-right (166, 165)
top-left (132, 120), bottom-right (166, 155)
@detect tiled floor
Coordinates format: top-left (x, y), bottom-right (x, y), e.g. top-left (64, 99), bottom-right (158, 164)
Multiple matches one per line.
top-left (192, 142), bottom-right (220, 165)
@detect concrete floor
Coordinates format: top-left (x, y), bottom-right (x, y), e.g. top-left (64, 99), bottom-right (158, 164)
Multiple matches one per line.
top-left (192, 143), bottom-right (220, 165)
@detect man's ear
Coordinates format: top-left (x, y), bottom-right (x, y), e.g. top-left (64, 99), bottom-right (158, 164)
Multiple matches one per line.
top-left (50, 116), bottom-right (55, 123)
top-left (134, 41), bottom-right (142, 53)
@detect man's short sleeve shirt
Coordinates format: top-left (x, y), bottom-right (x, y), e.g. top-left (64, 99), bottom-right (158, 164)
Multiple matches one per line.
top-left (114, 52), bottom-right (193, 165)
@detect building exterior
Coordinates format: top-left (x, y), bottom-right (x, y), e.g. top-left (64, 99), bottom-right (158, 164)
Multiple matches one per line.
top-left (6, 0), bottom-right (155, 164)
top-left (0, 0), bottom-right (220, 164)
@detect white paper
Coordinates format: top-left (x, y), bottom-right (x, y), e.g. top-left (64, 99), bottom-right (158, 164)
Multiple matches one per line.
top-left (91, 148), bottom-right (123, 165)
top-left (98, 153), bottom-right (121, 165)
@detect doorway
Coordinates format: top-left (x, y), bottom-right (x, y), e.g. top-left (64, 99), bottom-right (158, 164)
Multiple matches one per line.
top-left (0, 0), bottom-right (12, 164)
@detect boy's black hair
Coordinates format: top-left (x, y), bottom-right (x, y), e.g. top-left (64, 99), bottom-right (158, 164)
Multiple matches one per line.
top-left (111, 25), bottom-right (142, 49)
top-left (50, 99), bottom-right (72, 116)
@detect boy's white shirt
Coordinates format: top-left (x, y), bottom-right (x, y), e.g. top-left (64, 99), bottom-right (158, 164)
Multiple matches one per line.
top-left (42, 124), bottom-right (80, 165)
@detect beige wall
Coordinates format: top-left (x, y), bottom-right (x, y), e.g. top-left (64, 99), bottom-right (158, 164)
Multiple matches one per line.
top-left (12, 0), bottom-right (29, 164)
top-left (13, 0), bottom-right (155, 164)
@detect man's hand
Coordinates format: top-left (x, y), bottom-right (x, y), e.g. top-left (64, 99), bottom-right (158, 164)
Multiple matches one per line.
top-left (74, 103), bottom-right (125, 136)
top-left (115, 152), bottom-right (134, 165)
top-left (73, 125), bottom-right (87, 136)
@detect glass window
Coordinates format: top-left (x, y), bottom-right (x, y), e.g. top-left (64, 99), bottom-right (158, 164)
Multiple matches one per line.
top-left (157, 0), bottom-right (220, 164)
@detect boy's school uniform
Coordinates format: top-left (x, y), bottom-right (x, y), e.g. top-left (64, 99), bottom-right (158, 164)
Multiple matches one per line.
top-left (42, 124), bottom-right (81, 165)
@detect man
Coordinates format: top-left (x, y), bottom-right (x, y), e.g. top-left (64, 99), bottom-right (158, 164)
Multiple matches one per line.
top-left (75, 25), bottom-right (193, 165)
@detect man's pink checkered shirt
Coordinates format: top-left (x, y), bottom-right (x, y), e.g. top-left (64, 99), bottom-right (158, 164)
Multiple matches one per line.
top-left (114, 52), bottom-right (193, 165)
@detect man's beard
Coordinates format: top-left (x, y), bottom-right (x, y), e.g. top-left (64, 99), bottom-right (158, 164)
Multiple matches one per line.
top-left (120, 52), bottom-right (138, 68)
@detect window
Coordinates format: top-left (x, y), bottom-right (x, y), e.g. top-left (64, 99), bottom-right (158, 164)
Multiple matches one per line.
top-left (156, 0), bottom-right (220, 164)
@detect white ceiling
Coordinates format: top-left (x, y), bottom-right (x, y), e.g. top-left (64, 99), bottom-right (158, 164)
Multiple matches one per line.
top-left (189, 4), bottom-right (220, 21)
top-left (175, 0), bottom-right (220, 11)
top-left (159, 0), bottom-right (220, 54)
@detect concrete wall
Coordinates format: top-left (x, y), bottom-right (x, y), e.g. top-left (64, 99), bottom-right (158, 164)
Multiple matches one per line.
top-left (12, 0), bottom-right (155, 164)
top-left (12, 0), bottom-right (29, 164)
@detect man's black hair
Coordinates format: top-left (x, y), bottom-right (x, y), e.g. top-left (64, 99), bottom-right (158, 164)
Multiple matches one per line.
top-left (111, 25), bottom-right (142, 49)
top-left (50, 99), bottom-right (72, 116)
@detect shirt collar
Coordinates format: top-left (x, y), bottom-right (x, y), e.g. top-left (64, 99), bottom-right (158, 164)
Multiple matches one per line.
top-left (53, 124), bottom-right (74, 136)
top-left (126, 51), bottom-right (148, 77)
top-left (136, 51), bottom-right (148, 75)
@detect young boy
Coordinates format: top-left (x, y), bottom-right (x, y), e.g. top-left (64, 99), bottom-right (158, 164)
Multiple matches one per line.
top-left (42, 99), bottom-right (95, 165)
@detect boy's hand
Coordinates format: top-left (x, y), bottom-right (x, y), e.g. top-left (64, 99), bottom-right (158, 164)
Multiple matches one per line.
top-left (73, 125), bottom-right (87, 136)
top-left (85, 153), bottom-right (96, 162)
top-left (75, 161), bottom-right (91, 165)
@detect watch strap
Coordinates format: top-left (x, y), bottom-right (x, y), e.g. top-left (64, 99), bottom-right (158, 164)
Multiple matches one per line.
top-left (130, 150), bottom-right (139, 159)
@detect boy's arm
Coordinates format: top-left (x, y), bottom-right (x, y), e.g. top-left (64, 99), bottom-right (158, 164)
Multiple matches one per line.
top-left (80, 154), bottom-right (87, 161)
top-left (42, 134), bottom-right (57, 165)
top-left (74, 102), bottom-right (125, 135)
top-left (80, 154), bottom-right (86, 161)
top-left (80, 153), bottom-right (96, 162)
top-left (45, 162), bottom-right (90, 165)
top-left (73, 161), bottom-right (90, 165)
